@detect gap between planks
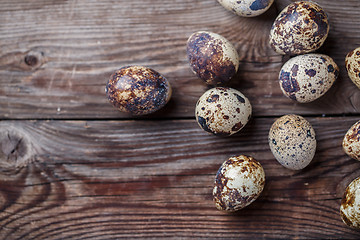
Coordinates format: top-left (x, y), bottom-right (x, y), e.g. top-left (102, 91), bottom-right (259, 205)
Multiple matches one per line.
top-left (1, 113), bottom-right (360, 122)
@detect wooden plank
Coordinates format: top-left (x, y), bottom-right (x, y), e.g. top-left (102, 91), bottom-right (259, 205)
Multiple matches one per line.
top-left (0, 117), bottom-right (360, 239)
top-left (1, 0), bottom-right (360, 119)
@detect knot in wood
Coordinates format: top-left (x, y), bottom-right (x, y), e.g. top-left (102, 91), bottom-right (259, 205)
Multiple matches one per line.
top-left (23, 50), bottom-right (44, 70)
top-left (0, 124), bottom-right (36, 170)
top-left (24, 55), bottom-right (38, 66)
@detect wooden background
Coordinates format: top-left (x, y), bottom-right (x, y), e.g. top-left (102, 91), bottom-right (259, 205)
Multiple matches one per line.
top-left (1, 0), bottom-right (360, 239)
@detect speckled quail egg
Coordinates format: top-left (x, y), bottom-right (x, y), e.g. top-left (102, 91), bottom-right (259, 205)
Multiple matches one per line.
top-left (187, 31), bottom-right (239, 85)
top-left (105, 66), bottom-right (172, 115)
top-left (195, 87), bottom-right (252, 136)
top-left (343, 120), bottom-right (360, 161)
top-left (345, 47), bottom-right (360, 89)
top-left (217, 0), bottom-right (274, 17)
top-left (340, 177), bottom-right (360, 229)
top-left (269, 114), bottom-right (316, 170)
top-left (279, 54), bottom-right (339, 103)
top-left (213, 155), bottom-right (265, 212)
top-left (269, 1), bottom-right (329, 55)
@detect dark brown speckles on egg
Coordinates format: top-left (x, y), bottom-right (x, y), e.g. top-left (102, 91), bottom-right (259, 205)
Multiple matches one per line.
top-left (343, 120), bottom-right (360, 161)
top-left (269, 1), bottom-right (329, 55)
top-left (234, 93), bottom-right (246, 103)
top-left (279, 54), bottom-right (338, 103)
top-left (279, 70), bottom-right (300, 101)
top-left (217, 0), bottom-right (274, 17)
top-left (187, 31), bottom-right (239, 86)
top-left (327, 64), bottom-right (334, 73)
top-left (268, 114), bottom-right (316, 170)
top-left (106, 66), bottom-right (172, 115)
top-left (195, 87), bottom-right (252, 136)
top-left (207, 94), bottom-right (220, 103)
top-left (345, 47), bottom-right (360, 89)
top-left (305, 69), bottom-right (316, 77)
top-left (232, 122), bottom-right (243, 132)
top-left (197, 116), bottom-right (212, 134)
top-left (213, 155), bottom-right (265, 212)
top-left (340, 177), bottom-right (360, 229)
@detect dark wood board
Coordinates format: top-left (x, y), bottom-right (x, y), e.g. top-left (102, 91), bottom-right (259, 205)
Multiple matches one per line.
top-left (0, 0), bottom-right (360, 119)
top-left (0, 118), bottom-right (360, 239)
top-left (1, 0), bottom-right (360, 239)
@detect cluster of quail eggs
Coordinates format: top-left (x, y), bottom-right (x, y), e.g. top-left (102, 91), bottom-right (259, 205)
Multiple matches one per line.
top-left (186, 30), bottom-right (253, 137)
top-left (104, 0), bottom-right (360, 230)
top-left (268, 1), bottom-right (360, 229)
top-left (186, 27), bottom-right (260, 211)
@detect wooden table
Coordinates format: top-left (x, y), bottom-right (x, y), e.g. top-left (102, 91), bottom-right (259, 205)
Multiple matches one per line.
top-left (1, 0), bottom-right (360, 239)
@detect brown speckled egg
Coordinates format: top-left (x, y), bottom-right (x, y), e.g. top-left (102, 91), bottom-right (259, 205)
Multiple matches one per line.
top-left (343, 120), bottom-right (360, 161)
top-left (269, 114), bottom-right (316, 170)
top-left (187, 31), bottom-right (239, 85)
top-left (217, 0), bottom-right (274, 17)
top-left (105, 66), bottom-right (172, 115)
top-left (269, 1), bottom-right (329, 55)
top-left (279, 54), bottom-right (339, 103)
top-left (195, 87), bottom-right (252, 136)
top-left (345, 47), bottom-right (360, 89)
top-left (213, 155), bottom-right (265, 212)
top-left (340, 177), bottom-right (360, 229)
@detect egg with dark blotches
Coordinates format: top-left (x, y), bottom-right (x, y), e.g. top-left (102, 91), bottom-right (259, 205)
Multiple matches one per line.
top-left (345, 47), bottom-right (360, 90)
top-left (340, 177), bottom-right (360, 229)
top-left (105, 66), bottom-right (172, 115)
top-left (187, 31), bottom-right (239, 85)
top-left (269, 114), bottom-right (316, 170)
top-left (279, 54), bottom-right (339, 103)
top-left (213, 155), bottom-right (265, 212)
top-left (195, 87), bottom-right (252, 136)
top-left (269, 1), bottom-right (329, 55)
top-left (217, 0), bottom-right (274, 17)
top-left (343, 120), bottom-right (360, 161)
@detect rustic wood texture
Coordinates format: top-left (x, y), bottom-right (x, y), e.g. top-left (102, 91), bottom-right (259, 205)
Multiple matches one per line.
top-left (0, 0), bottom-right (360, 119)
top-left (0, 118), bottom-right (359, 239)
top-left (2, 0), bottom-right (360, 239)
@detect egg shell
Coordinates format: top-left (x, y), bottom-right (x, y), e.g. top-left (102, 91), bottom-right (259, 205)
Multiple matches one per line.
top-left (195, 87), bottom-right (252, 136)
top-left (213, 155), bottom-right (265, 212)
top-left (105, 66), bottom-right (172, 115)
top-left (345, 47), bottom-right (360, 89)
top-left (187, 31), bottom-right (239, 85)
top-left (269, 1), bottom-right (329, 55)
top-left (279, 54), bottom-right (339, 103)
top-left (269, 114), bottom-right (316, 170)
top-left (343, 120), bottom-right (360, 161)
top-left (340, 177), bottom-right (360, 229)
top-left (217, 0), bottom-right (274, 17)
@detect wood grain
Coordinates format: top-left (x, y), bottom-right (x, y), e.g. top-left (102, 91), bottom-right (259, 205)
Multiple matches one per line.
top-left (0, 118), bottom-right (360, 239)
top-left (1, 0), bottom-right (360, 119)
top-left (2, 0), bottom-right (360, 239)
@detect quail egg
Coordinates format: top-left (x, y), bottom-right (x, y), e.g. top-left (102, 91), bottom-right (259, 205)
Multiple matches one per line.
top-left (195, 87), bottom-right (252, 136)
top-left (345, 47), bottom-right (360, 89)
top-left (343, 120), bottom-right (360, 161)
top-left (105, 66), bottom-right (172, 115)
top-left (269, 114), bottom-right (316, 170)
top-left (213, 155), bottom-right (265, 212)
top-left (279, 54), bottom-right (339, 103)
top-left (340, 177), bottom-right (360, 229)
top-left (187, 31), bottom-right (239, 85)
top-left (269, 1), bottom-right (329, 55)
top-left (217, 0), bottom-right (274, 17)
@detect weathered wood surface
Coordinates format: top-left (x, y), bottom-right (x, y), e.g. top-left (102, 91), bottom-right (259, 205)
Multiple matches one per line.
top-left (0, 118), bottom-right (360, 239)
top-left (2, 0), bottom-right (360, 239)
top-left (1, 0), bottom-right (360, 119)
